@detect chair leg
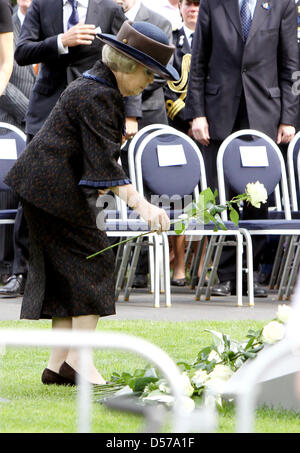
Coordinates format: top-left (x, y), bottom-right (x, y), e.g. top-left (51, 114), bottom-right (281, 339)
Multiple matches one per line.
top-left (275, 236), bottom-right (292, 289)
top-left (239, 228), bottom-right (254, 306)
top-left (195, 236), bottom-right (217, 300)
top-left (204, 235), bottom-right (224, 300)
top-left (284, 239), bottom-right (300, 300)
top-left (269, 236), bottom-right (285, 289)
top-left (124, 238), bottom-right (143, 301)
top-left (235, 232), bottom-right (243, 307)
top-left (277, 236), bottom-right (296, 301)
top-left (115, 242), bottom-right (132, 301)
top-left (162, 233), bottom-right (171, 307)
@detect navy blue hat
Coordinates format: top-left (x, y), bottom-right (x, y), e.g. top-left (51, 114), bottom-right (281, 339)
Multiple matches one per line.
top-left (98, 21), bottom-right (179, 81)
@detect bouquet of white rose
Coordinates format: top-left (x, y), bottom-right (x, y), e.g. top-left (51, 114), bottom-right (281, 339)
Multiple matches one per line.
top-left (90, 304), bottom-right (292, 411)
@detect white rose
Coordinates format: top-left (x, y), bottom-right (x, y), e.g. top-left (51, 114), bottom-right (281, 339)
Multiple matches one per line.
top-left (178, 213), bottom-right (189, 220)
top-left (276, 304), bottom-right (293, 323)
top-left (158, 382), bottom-right (170, 393)
top-left (205, 377), bottom-right (227, 395)
top-left (207, 350), bottom-right (221, 363)
top-left (191, 369), bottom-right (209, 388)
top-left (209, 364), bottom-right (233, 381)
top-left (181, 373), bottom-right (194, 397)
top-left (246, 181), bottom-right (267, 208)
top-left (262, 320), bottom-right (285, 344)
top-left (181, 396), bottom-right (195, 413)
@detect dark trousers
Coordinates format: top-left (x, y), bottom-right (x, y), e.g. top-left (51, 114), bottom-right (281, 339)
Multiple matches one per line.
top-left (201, 93), bottom-right (269, 282)
top-left (9, 133), bottom-right (34, 277)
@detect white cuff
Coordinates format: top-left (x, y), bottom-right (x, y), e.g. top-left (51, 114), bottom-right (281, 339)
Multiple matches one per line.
top-left (57, 33), bottom-right (69, 55)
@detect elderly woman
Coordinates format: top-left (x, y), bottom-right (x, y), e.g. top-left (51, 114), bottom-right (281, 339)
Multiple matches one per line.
top-left (4, 21), bottom-right (179, 386)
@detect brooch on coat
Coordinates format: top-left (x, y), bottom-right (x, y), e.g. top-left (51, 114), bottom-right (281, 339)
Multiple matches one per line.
top-left (261, 2), bottom-right (270, 10)
top-left (178, 34), bottom-right (185, 47)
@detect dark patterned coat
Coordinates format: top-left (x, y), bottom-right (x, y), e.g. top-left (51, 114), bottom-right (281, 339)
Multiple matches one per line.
top-left (4, 60), bottom-right (130, 320)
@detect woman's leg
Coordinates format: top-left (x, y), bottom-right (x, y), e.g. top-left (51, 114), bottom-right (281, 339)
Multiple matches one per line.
top-left (65, 314), bottom-right (106, 385)
top-left (47, 317), bottom-right (72, 373)
top-left (171, 235), bottom-right (186, 280)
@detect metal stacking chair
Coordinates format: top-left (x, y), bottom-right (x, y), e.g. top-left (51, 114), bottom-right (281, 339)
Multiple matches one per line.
top-left (133, 127), bottom-right (247, 306)
top-left (216, 129), bottom-right (300, 301)
top-left (0, 123), bottom-right (26, 273)
top-left (275, 131), bottom-right (300, 299)
top-left (0, 122), bottom-right (26, 225)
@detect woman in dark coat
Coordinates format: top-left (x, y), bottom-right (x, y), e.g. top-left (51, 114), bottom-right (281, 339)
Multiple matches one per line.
top-left (4, 21), bottom-right (178, 385)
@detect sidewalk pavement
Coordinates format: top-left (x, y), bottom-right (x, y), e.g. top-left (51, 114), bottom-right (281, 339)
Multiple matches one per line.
top-left (0, 285), bottom-right (287, 322)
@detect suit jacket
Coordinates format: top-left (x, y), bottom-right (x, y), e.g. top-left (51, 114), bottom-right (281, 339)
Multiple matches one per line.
top-left (14, 0), bottom-right (127, 135)
top-left (164, 26), bottom-right (191, 133)
top-left (124, 3), bottom-right (172, 126)
top-left (184, 0), bottom-right (299, 141)
top-left (0, 12), bottom-right (36, 130)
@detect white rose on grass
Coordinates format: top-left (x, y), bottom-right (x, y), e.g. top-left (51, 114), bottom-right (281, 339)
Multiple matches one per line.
top-left (276, 304), bottom-right (293, 323)
top-left (207, 350), bottom-right (222, 363)
top-left (209, 364), bottom-right (233, 381)
top-left (181, 373), bottom-right (194, 397)
top-left (181, 396), bottom-right (195, 413)
top-left (191, 369), bottom-right (209, 388)
top-left (262, 320), bottom-right (285, 344)
top-left (245, 181), bottom-right (268, 208)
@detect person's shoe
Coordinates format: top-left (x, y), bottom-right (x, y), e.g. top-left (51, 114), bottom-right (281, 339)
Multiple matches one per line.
top-left (211, 280), bottom-right (268, 297)
top-left (0, 274), bottom-right (26, 297)
top-left (132, 274), bottom-right (148, 288)
top-left (171, 277), bottom-right (187, 287)
top-left (211, 280), bottom-right (233, 296)
top-left (41, 368), bottom-right (75, 386)
top-left (59, 361), bottom-right (107, 386)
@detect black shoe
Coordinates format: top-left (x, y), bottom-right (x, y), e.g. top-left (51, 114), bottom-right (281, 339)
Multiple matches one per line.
top-left (171, 277), bottom-right (187, 287)
top-left (132, 274), bottom-right (148, 288)
top-left (41, 368), bottom-right (75, 386)
top-left (0, 274), bottom-right (26, 297)
top-left (212, 280), bottom-right (268, 297)
top-left (211, 280), bottom-right (233, 296)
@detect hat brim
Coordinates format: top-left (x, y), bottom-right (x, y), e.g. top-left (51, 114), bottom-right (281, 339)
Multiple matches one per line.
top-left (97, 33), bottom-right (179, 81)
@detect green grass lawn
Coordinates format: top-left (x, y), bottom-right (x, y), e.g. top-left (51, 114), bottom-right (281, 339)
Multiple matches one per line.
top-left (0, 319), bottom-right (299, 433)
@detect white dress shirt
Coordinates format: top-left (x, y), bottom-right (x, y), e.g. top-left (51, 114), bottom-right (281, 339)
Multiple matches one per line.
top-left (58, 0), bottom-right (89, 54)
top-left (183, 25), bottom-right (194, 48)
top-left (238, 0), bottom-right (257, 19)
top-left (125, 0), bottom-right (141, 21)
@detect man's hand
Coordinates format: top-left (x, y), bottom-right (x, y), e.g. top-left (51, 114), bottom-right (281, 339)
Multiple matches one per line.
top-left (61, 23), bottom-right (97, 48)
top-left (191, 116), bottom-right (210, 146)
top-left (276, 124), bottom-right (295, 144)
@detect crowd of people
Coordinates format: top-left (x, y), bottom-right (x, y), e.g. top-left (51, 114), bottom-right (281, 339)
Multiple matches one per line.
top-left (0, 0), bottom-right (300, 383)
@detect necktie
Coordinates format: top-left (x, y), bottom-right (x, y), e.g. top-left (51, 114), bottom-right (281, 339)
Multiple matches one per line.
top-left (190, 33), bottom-right (194, 49)
top-left (240, 0), bottom-right (252, 42)
top-left (67, 0), bottom-right (79, 30)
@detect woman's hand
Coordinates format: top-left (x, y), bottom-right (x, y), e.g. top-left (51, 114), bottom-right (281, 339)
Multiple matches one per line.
top-left (135, 199), bottom-right (170, 233)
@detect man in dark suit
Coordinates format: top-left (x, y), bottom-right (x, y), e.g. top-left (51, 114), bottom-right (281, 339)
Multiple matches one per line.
top-left (0, 0), bottom-right (35, 131)
top-left (164, 0), bottom-right (199, 134)
top-left (185, 0), bottom-right (299, 297)
top-left (0, 0), bottom-right (131, 297)
top-left (0, 0), bottom-right (34, 287)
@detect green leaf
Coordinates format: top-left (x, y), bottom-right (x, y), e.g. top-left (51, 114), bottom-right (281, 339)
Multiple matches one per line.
top-left (229, 207), bottom-right (239, 226)
top-left (133, 377), bottom-right (159, 393)
top-left (174, 221), bottom-right (186, 235)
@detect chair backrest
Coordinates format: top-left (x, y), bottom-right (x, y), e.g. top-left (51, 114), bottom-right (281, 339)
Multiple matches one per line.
top-left (217, 129), bottom-right (291, 220)
top-left (127, 124), bottom-right (174, 188)
top-left (0, 122), bottom-right (26, 191)
top-left (134, 128), bottom-right (207, 209)
top-left (287, 131), bottom-right (300, 211)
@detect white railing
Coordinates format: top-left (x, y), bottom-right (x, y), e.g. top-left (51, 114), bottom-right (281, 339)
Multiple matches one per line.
top-left (0, 329), bottom-right (201, 433)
